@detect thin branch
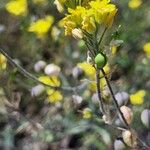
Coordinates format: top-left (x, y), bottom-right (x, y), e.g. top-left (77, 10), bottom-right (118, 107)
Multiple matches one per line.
top-left (101, 68), bottom-right (129, 128)
top-left (98, 27), bottom-right (107, 47)
top-left (96, 69), bottom-right (105, 115)
top-left (136, 136), bottom-right (150, 150)
top-left (0, 48), bottom-right (88, 93)
top-left (101, 69), bottom-right (150, 149)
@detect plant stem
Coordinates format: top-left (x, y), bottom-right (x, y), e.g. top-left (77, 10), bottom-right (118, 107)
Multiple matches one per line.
top-left (0, 48), bottom-right (88, 93)
top-left (98, 27), bottom-right (107, 48)
top-left (101, 68), bottom-right (129, 128)
top-left (96, 69), bottom-right (105, 115)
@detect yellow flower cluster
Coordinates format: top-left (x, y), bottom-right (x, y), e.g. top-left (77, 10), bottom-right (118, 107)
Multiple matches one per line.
top-left (28, 16), bottom-right (54, 38)
top-left (130, 90), bottom-right (146, 105)
top-left (38, 76), bottom-right (63, 103)
top-left (143, 42), bottom-right (150, 57)
top-left (61, 0), bottom-right (117, 35)
top-left (5, 0), bottom-right (28, 16)
top-left (128, 0), bottom-right (142, 9)
top-left (0, 54), bottom-right (7, 70)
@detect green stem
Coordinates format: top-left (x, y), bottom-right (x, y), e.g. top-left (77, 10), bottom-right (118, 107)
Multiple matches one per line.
top-left (96, 69), bottom-right (105, 115)
top-left (98, 27), bottom-right (107, 49)
top-left (101, 68), bottom-right (129, 128)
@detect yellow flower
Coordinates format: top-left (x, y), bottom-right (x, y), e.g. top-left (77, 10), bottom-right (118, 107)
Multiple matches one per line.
top-left (130, 90), bottom-right (146, 105)
top-left (83, 108), bottom-right (93, 119)
top-left (38, 76), bottom-right (60, 87)
top-left (128, 0), bottom-right (142, 9)
top-left (28, 15), bottom-right (54, 38)
top-left (111, 45), bottom-right (118, 55)
top-left (62, 6), bottom-right (86, 35)
top-left (143, 42), bottom-right (150, 57)
top-left (0, 54), bottom-right (7, 70)
top-left (82, 14), bottom-right (96, 33)
top-left (38, 76), bottom-right (63, 103)
top-left (5, 0), bottom-right (28, 16)
top-left (77, 62), bottom-right (95, 78)
top-left (47, 89), bottom-right (63, 103)
top-left (62, 19), bottom-right (76, 35)
top-left (32, 0), bottom-right (48, 5)
top-left (89, 0), bottom-right (117, 27)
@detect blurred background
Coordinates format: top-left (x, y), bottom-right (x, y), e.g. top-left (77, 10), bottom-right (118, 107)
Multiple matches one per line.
top-left (0, 0), bottom-right (150, 149)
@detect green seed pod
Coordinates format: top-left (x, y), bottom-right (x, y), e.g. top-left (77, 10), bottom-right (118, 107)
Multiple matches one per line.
top-left (94, 53), bottom-right (107, 69)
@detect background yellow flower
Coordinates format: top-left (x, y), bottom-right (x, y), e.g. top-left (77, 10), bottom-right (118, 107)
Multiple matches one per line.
top-left (130, 90), bottom-right (146, 105)
top-left (28, 15), bottom-right (54, 38)
top-left (0, 54), bottom-right (7, 70)
top-left (5, 0), bottom-right (28, 16)
top-left (47, 89), bottom-right (63, 103)
top-left (38, 76), bottom-right (60, 87)
top-left (143, 42), bottom-right (150, 57)
top-left (128, 0), bottom-right (142, 9)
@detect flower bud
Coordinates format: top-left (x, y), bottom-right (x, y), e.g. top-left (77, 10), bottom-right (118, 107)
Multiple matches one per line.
top-left (34, 60), bottom-right (46, 72)
top-left (94, 53), bottom-right (107, 69)
top-left (122, 130), bottom-right (137, 147)
top-left (31, 85), bottom-right (45, 97)
top-left (141, 109), bottom-right (150, 129)
top-left (114, 139), bottom-right (126, 150)
top-left (72, 28), bottom-right (83, 39)
top-left (54, 0), bottom-right (64, 12)
top-left (115, 92), bottom-right (129, 107)
top-left (72, 67), bottom-right (84, 79)
top-left (44, 64), bottom-right (60, 76)
top-left (120, 105), bottom-right (133, 125)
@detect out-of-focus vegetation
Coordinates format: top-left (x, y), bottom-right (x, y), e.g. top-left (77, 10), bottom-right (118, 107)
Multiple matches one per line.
top-left (0, 0), bottom-right (150, 149)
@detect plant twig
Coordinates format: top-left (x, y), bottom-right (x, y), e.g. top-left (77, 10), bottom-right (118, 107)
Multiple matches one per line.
top-left (98, 27), bottom-right (107, 47)
top-left (101, 69), bottom-right (150, 149)
top-left (96, 69), bottom-right (105, 115)
top-left (0, 48), bottom-right (88, 93)
top-left (101, 68), bottom-right (129, 128)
